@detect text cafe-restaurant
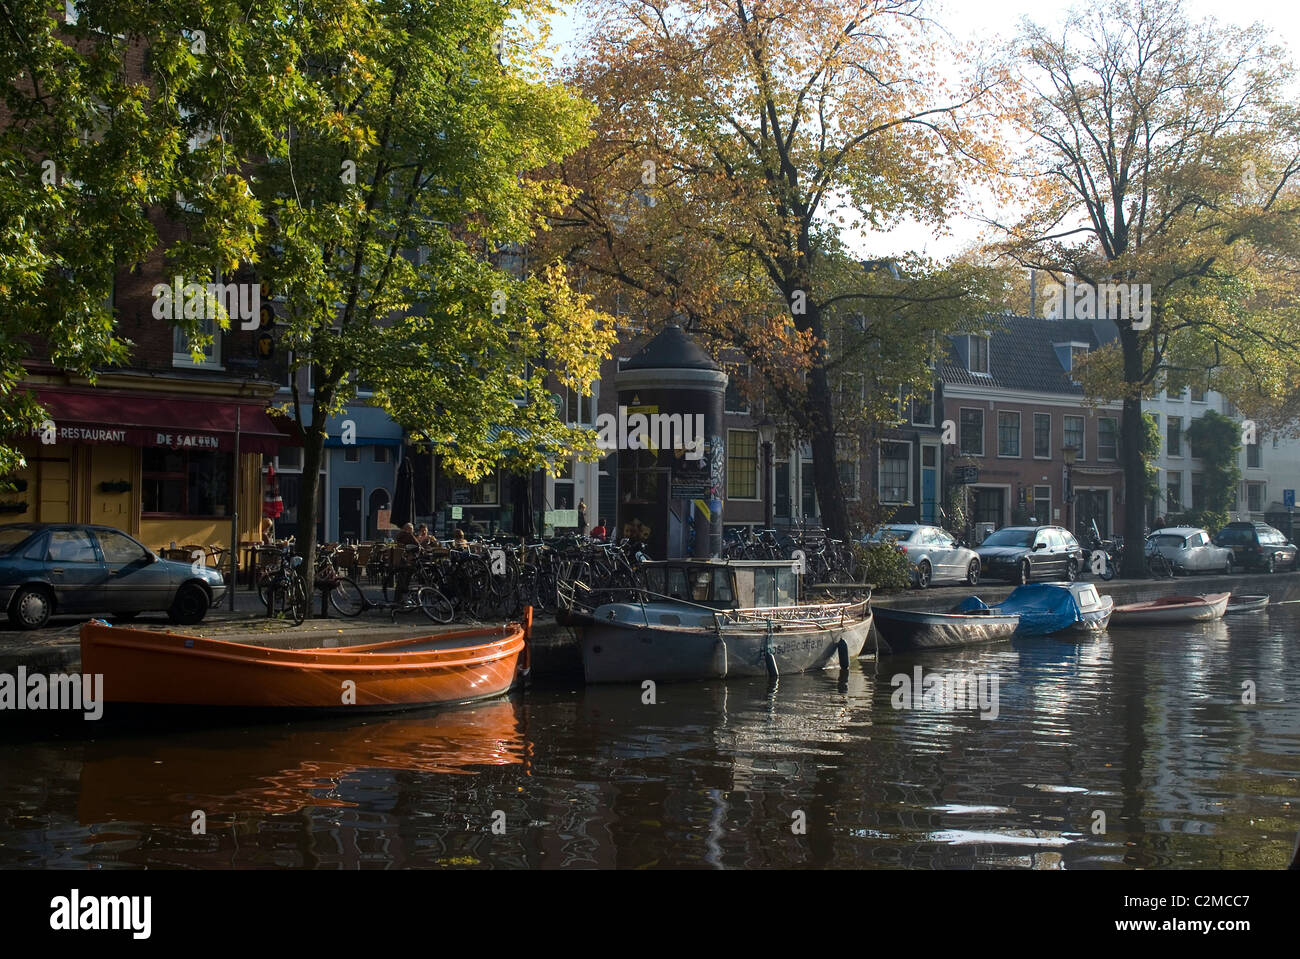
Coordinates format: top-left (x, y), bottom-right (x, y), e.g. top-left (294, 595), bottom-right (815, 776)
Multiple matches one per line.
top-left (3, 379), bottom-right (298, 554)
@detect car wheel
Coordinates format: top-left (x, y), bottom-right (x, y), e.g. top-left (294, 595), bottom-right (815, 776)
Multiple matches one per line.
top-left (966, 559), bottom-right (980, 586)
top-left (916, 560), bottom-right (932, 589)
top-left (1265, 553), bottom-right (1275, 574)
top-left (10, 585), bottom-right (53, 630)
top-left (1018, 559), bottom-right (1031, 585)
top-left (1066, 558), bottom-right (1079, 582)
top-left (168, 582), bottom-right (209, 625)
top-left (1224, 556), bottom-right (1234, 576)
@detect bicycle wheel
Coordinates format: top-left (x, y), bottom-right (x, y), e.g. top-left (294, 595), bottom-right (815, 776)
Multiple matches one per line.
top-left (415, 585), bottom-right (455, 624)
top-left (327, 576), bottom-right (366, 617)
top-left (288, 575), bottom-right (307, 625)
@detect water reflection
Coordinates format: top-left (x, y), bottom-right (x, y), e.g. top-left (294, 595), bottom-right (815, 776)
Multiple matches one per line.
top-left (1, 606), bottom-right (1298, 869)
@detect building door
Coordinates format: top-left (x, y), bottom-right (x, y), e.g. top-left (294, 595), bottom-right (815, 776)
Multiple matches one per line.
top-left (920, 443), bottom-right (939, 524)
top-left (36, 458), bottom-right (71, 522)
top-left (800, 461), bottom-right (817, 522)
top-left (1075, 489), bottom-right (1110, 539)
top-left (368, 488), bottom-right (390, 540)
top-left (972, 487), bottom-right (1005, 529)
top-left (774, 460), bottom-right (791, 520)
top-left (339, 487), bottom-right (362, 543)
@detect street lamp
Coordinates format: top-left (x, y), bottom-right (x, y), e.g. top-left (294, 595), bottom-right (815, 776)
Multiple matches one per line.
top-left (1062, 444), bottom-right (1078, 533)
top-left (755, 412), bottom-right (778, 530)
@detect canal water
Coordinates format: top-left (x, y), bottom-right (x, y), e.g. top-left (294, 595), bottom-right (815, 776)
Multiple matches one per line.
top-left (2, 604), bottom-right (1297, 869)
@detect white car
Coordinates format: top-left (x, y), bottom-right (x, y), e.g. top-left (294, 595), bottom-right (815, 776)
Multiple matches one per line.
top-left (863, 524), bottom-right (981, 588)
top-left (1145, 526), bottom-right (1235, 575)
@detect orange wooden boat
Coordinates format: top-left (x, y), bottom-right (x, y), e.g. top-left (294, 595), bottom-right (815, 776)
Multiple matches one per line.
top-left (80, 614), bottom-right (530, 712)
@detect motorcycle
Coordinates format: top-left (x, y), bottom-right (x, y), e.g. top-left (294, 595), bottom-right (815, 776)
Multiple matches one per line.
top-left (1082, 521), bottom-right (1122, 580)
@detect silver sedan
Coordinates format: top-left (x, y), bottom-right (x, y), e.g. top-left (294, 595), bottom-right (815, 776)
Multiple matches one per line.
top-left (863, 524), bottom-right (981, 588)
top-left (1146, 526), bottom-right (1235, 574)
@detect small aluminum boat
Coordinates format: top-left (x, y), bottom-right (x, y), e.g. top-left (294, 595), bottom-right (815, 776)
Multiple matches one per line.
top-left (1225, 594), bottom-right (1270, 615)
top-left (953, 582), bottom-right (1113, 636)
top-left (1109, 593), bottom-right (1230, 626)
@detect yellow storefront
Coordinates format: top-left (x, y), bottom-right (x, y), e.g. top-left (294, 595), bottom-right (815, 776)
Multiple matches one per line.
top-left (3, 373), bottom-right (294, 565)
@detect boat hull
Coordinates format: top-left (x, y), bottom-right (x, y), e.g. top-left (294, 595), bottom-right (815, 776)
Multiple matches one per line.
top-left (1110, 593), bottom-right (1230, 626)
top-left (579, 609), bottom-right (872, 683)
top-left (80, 622), bottom-right (528, 711)
top-left (1225, 594), bottom-right (1269, 614)
top-left (872, 607), bottom-right (1019, 652)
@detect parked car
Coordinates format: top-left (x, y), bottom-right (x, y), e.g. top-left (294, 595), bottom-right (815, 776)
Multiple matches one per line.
top-left (975, 525), bottom-right (1087, 584)
top-left (1212, 521), bottom-right (1297, 572)
top-left (0, 523), bottom-right (227, 630)
top-left (863, 524), bottom-right (981, 587)
top-left (1145, 526), bottom-right (1235, 575)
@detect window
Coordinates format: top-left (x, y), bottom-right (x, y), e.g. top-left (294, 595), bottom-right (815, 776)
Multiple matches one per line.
top-left (277, 447), bottom-right (303, 472)
top-left (879, 442), bottom-right (911, 504)
top-left (1098, 417), bottom-right (1118, 460)
top-left (1167, 415), bottom-right (1182, 457)
top-left (1191, 472), bottom-right (1205, 510)
top-left (565, 386), bottom-right (594, 425)
top-left (97, 529), bottom-right (149, 566)
top-left (142, 449), bottom-right (233, 516)
top-left (173, 316), bottom-right (222, 369)
top-left (726, 430), bottom-right (759, 499)
top-left (724, 365), bottom-right (750, 414)
top-left (959, 408), bottom-right (984, 456)
top-left (1031, 486), bottom-right (1051, 524)
top-left (1033, 413), bottom-right (1051, 459)
top-left (374, 446), bottom-right (390, 463)
top-left (911, 387), bottom-right (934, 426)
top-left (344, 446), bottom-right (360, 463)
top-left (1191, 385), bottom-right (1206, 402)
top-left (1246, 440), bottom-right (1261, 469)
top-left (47, 529), bottom-right (97, 563)
top-left (450, 470), bottom-right (500, 505)
top-left (1064, 415), bottom-right (1084, 459)
top-left (1166, 472), bottom-right (1182, 513)
top-left (1070, 344), bottom-right (1088, 372)
top-left (967, 335), bottom-right (990, 375)
top-left (1247, 482), bottom-right (1264, 512)
top-left (996, 411), bottom-right (1021, 457)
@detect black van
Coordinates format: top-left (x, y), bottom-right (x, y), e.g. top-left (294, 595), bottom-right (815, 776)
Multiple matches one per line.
top-left (1213, 522), bottom-right (1298, 572)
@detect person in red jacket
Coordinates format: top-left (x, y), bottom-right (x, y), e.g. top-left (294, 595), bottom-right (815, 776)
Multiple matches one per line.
top-left (590, 517), bottom-right (608, 541)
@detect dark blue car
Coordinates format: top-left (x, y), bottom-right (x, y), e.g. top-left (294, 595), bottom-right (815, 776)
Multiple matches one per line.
top-left (0, 523), bottom-right (227, 630)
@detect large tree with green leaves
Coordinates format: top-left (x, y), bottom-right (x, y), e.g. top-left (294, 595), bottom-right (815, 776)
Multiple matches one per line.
top-left (0, 1), bottom-right (260, 476)
top-left (160, 0), bottom-right (614, 581)
top-left (997, 0), bottom-right (1300, 573)
top-left (551, 0), bottom-right (1014, 539)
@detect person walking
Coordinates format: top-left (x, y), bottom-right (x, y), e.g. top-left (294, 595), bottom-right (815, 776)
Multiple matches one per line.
top-left (578, 498), bottom-right (588, 536)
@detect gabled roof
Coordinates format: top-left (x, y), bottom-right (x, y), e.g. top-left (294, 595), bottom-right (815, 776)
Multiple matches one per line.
top-left (939, 314), bottom-right (1118, 394)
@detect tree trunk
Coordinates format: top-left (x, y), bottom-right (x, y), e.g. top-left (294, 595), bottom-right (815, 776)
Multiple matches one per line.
top-left (297, 422), bottom-right (326, 615)
top-left (802, 300), bottom-right (851, 541)
top-left (1120, 331), bottom-right (1147, 578)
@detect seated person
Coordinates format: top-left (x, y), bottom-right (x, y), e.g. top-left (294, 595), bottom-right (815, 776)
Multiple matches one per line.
top-left (395, 522), bottom-right (418, 547)
top-left (415, 524), bottom-right (431, 545)
top-left (452, 528), bottom-right (470, 549)
top-left (590, 517), bottom-right (608, 541)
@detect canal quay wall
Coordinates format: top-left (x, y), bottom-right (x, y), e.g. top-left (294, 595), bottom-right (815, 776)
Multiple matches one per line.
top-left (1, 571), bottom-right (1295, 697)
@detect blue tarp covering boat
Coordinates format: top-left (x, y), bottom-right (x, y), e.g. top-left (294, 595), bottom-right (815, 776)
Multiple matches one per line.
top-left (953, 582), bottom-right (1113, 636)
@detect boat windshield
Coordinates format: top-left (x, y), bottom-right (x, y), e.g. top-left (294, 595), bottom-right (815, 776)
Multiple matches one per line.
top-left (867, 527), bottom-right (913, 543)
top-left (981, 528), bottom-right (1034, 547)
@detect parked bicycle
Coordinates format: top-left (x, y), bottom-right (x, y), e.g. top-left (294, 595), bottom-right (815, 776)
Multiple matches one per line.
top-left (259, 545), bottom-right (307, 625)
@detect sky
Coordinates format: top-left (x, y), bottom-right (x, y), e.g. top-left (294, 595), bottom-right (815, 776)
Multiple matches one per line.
top-left (545, 0), bottom-right (1299, 262)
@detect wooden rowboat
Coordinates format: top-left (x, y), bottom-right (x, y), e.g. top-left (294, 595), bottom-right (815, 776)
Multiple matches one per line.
top-left (1109, 593), bottom-right (1230, 626)
top-left (872, 606), bottom-right (1020, 653)
top-left (80, 618), bottom-right (529, 712)
top-left (1225, 594), bottom-right (1270, 615)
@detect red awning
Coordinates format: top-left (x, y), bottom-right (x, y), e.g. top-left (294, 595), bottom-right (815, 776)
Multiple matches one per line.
top-left (29, 388), bottom-right (297, 456)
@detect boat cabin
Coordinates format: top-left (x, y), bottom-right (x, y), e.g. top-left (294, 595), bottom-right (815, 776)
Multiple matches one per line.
top-left (640, 560), bottom-right (800, 610)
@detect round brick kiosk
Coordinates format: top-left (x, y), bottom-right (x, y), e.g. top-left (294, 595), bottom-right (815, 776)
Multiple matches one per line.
top-left (615, 324), bottom-right (728, 558)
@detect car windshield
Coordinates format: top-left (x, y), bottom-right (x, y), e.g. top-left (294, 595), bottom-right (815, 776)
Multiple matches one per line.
top-left (1149, 534), bottom-right (1185, 548)
top-left (868, 527), bottom-right (913, 543)
top-left (981, 528), bottom-right (1033, 547)
top-left (0, 527), bottom-right (33, 554)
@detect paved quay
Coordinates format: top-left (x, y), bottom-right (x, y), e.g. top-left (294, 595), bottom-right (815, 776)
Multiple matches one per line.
top-left (1, 571), bottom-right (1295, 682)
